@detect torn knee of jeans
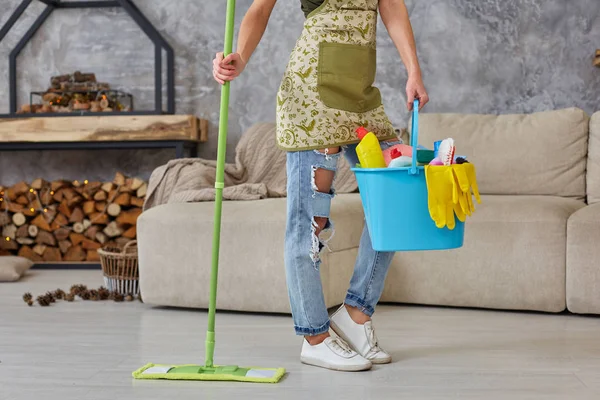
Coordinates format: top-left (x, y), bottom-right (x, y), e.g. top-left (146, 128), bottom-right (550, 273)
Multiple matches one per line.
top-left (310, 165), bottom-right (337, 197)
top-left (309, 217), bottom-right (336, 269)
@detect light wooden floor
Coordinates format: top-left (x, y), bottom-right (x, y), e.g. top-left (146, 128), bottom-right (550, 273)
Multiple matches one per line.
top-left (2, 270), bottom-right (600, 400)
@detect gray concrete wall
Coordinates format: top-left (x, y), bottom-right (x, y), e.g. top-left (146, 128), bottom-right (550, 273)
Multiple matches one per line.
top-left (1, 0), bottom-right (599, 185)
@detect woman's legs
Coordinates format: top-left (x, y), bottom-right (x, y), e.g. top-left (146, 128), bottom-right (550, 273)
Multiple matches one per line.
top-left (284, 147), bottom-right (341, 343)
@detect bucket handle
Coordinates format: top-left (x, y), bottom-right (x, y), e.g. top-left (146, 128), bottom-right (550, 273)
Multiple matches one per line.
top-left (409, 99), bottom-right (420, 175)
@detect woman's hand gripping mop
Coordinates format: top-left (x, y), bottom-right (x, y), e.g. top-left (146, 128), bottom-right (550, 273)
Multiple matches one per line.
top-left (132, 0), bottom-right (285, 383)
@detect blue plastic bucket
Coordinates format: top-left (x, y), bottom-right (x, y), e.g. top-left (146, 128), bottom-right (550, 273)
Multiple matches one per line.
top-left (351, 100), bottom-right (465, 252)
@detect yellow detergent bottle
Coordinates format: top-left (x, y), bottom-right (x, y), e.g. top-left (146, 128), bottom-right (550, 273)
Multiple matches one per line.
top-left (356, 127), bottom-right (386, 168)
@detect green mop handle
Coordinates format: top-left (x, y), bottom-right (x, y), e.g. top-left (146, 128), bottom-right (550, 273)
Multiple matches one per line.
top-left (206, 0), bottom-right (236, 368)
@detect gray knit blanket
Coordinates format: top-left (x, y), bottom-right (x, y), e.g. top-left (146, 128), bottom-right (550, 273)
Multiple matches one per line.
top-left (144, 123), bottom-right (358, 210)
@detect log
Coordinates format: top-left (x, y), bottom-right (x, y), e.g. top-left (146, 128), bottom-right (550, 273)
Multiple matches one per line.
top-left (7, 203), bottom-right (24, 213)
top-left (94, 190), bottom-right (107, 201)
top-left (31, 178), bottom-right (49, 190)
top-left (0, 237), bottom-right (18, 250)
top-left (28, 225), bottom-right (39, 237)
top-left (136, 183), bottom-right (148, 198)
top-left (3, 224), bottom-right (17, 239)
top-left (130, 196), bottom-right (145, 208)
top-left (19, 246), bottom-right (43, 262)
top-left (58, 199), bottom-right (72, 218)
top-left (36, 230), bottom-right (56, 246)
top-left (43, 247), bottom-right (62, 262)
top-left (108, 189), bottom-right (118, 201)
top-left (53, 189), bottom-right (64, 203)
top-left (107, 203), bottom-right (121, 217)
top-left (69, 233), bottom-right (86, 246)
top-left (130, 177), bottom-right (144, 191)
top-left (104, 221), bottom-right (124, 238)
top-left (29, 198), bottom-right (42, 211)
top-left (33, 244), bottom-right (47, 256)
top-left (95, 232), bottom-right (108, 244)
top-left (595, 56), bottom-right (600, 68)
top-left (85, 225), bottom-right (100, 240)
top-left (73, 222), bottom-right (85, 234)
top-left (67, 195), bottom-right (83, 208)
top-left (11, 212), bottom-right (26, 227)
top-left (5, 187), bottom-right (17, 201)
top-left (81, 239), bottom-right (101, 250)
top-left (90, 212), bottom-right (109, 225)
top-left (54, 227), bottom-right (70, 241)
top-left (0, 213), bottom-right (10, 226)
top-left (113, 172), bottom-right (126, 186)
top-left (83, 219), bottom-right (92, 230)
top-left (44, 205), bottom-right (57, 221)
top-left (86, 249), bottom-right (100, 262)
top-left (16, 224), bottom-right (29, 238)
top-left (95, 202), bottom-right (107, 212)
top-left (0, 249), bottom-right (10, 256)
top-left (114, 193), bottom-right (131, 206)
top-left (16, 237), bottom-right (34, 246)
top-left (64, 245), bottom-right (86, 262)
top-left (31, 214), bottom-right (52, 232)
top-left (40, 189), bottom-right (54, 205)
top-left (59, 240), bottom-right (72, 254)
top-left (12, 212), bottom-right (26, 227)
top-left (73, 71), bottom-right (97, 82)
top-left (22, 206), bottom-right (36, 217)
top-left (101, 182), bottom-right (114, 193)
top-left (16, 195), bottom-right (29, 206)
top-left (122, 225), bottom-right (137, 239)
top-left (12, 181), bottom-right (30, 196)
top-left (69, 207), bottom-right (84, 223)
top-left (51, 180), bottom-right (69, 192)
top-left (0, 115), bottom-right (203, 142)
top-left (62, 187), bottom-right (77, 201)
top-left (83, 201), bottom-right (96, 215)
top-left (50, 213), bottom-right (68, 231)
top-left (116, 208), bottom-right (142, 226)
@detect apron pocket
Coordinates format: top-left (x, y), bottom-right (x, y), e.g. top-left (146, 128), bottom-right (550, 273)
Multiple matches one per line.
top-left (317, 42), bottom-right (382, 113)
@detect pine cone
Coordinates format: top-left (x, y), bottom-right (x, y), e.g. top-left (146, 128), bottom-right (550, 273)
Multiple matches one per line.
top-left (27, 299), bottom-right (34, 307)
top-left (125, 294), bottom-right (134, 302)
top-left (37, 296), bottom-right (50, 307)
top-left (23, 292), bottom-right (33, 303)
top-left (54, 289), bottom-right (65, 300)
top-left (65, 293), bottom-right (75, 302)
top-left (98, 287), bottom-right (110, 300)
top-left (70, 284), bottom-right (88, 296)
top-left (79, 290), bottom-right (91, 300)
top-left (45, 292), bottom-right (56, 303)
top-left (113, 293), bottom-right (125, 302)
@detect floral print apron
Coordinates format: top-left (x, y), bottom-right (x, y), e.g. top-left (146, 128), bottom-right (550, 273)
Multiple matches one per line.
top-left (276, 0), bottom-right (396, 151)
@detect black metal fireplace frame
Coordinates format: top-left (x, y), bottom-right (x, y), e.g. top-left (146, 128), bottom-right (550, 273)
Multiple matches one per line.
top-left (0, 0), bottom-right (175, 118)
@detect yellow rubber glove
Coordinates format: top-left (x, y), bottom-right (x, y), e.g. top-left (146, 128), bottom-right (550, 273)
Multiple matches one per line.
top-left (451, 164), bottom-right (471, 216)
top-left (452, 163), bottom-right (482, 214)
top-left (425, 166), bottom-right (457, 230)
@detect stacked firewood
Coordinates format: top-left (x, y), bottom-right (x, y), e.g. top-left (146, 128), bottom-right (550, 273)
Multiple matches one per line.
top-left (0, 173), bottom-right (147, 262)
top-left (18, 71), bottom-right (129, 114)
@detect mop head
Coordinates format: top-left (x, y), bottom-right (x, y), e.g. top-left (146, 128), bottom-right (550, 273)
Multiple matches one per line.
top-left (132, 363), bottom-right (285, 383)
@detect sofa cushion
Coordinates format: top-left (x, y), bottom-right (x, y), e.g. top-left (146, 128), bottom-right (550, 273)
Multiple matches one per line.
top-left (416, 108), bottom-right (589, 200)
top-left (381, 195), bottom-right (585, 313)
top-left (566, 202), bottom-right (600, 314)
top-left (137, 195), bottom-right (362, 313)
top-left (588, 112), bottom-right (600, 204)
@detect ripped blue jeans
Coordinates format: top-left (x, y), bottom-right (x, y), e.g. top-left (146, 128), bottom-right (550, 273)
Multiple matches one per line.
top-left (284, 141), bottom-right (398, 336)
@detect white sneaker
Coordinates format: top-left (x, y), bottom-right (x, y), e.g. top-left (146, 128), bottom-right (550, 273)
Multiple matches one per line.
top-left (330, 305), bottom-right (392, 364)
top-left (300, 336), bottom-right (372, 371)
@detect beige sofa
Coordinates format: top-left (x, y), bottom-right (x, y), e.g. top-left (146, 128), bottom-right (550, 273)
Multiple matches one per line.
top-left (138, 108), bottom-right (600, 315)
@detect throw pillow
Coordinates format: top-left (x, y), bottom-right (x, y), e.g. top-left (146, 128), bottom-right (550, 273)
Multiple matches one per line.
top-left (0, 256), bottom-right (34, 282)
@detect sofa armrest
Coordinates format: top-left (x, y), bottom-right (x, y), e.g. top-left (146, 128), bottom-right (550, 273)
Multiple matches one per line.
top-left (566, 202), bottom-right (600, 314)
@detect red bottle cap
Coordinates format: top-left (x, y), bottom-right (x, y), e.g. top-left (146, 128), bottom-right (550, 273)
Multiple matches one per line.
top-left (356, 127), bottom-right (369, 140)
top-left (390, 148), bottom-right (402, 159)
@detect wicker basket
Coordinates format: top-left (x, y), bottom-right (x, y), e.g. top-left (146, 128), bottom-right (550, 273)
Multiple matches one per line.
top-left (98, 240), bottom-right (139, 296)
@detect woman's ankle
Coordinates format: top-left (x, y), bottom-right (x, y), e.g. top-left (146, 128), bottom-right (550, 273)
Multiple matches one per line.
top-left (344, 304), bottom-right (371, 325)
top-left (305, 331), bottom-right (330, 346)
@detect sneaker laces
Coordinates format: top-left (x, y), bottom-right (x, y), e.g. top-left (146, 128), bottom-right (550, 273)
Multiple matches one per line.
top-left (365, 322), bottom-right (383, 357)
top-left (328, 337), bottom-right (354, 356)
